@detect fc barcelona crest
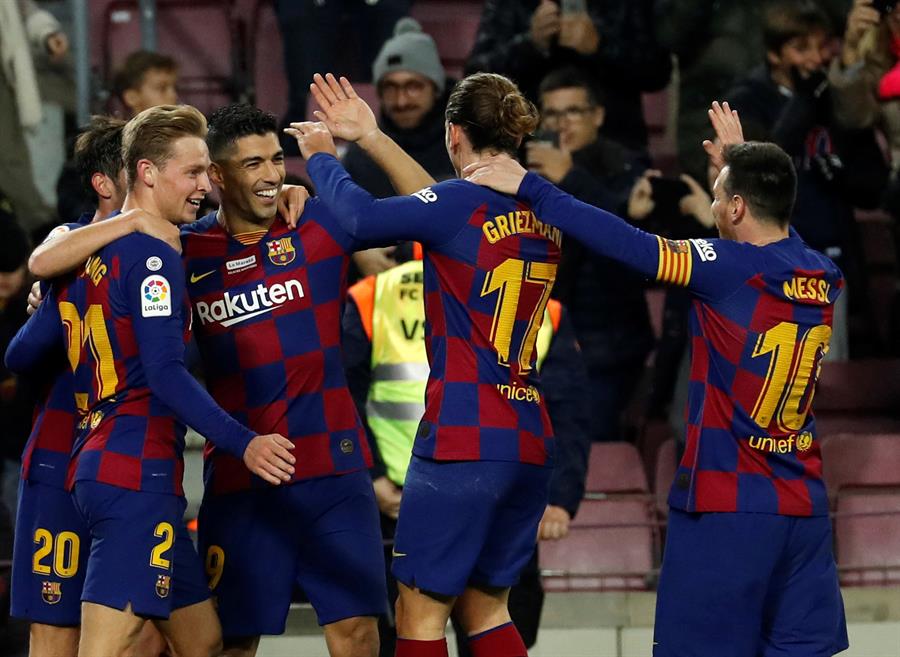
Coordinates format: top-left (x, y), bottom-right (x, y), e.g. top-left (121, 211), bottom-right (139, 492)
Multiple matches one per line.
top-left (267, 237), bottom-right (296, 266)
top-left (155, 574), bottom-right (171, 598)
top-left (42, 581), bottom-right (62, 604)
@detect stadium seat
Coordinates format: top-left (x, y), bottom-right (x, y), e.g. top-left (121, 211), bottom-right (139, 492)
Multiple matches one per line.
top-left (833, 490), bottom-right (900, 586)
top-left (815, 359), bottom-right (900, 415)
top-left (821, 433), bottom-right (900, 498)
top-left (585, 442), bottom-right (649, 495)
top-left (101, 0), bottom-right (242, 113)
top-left (541, 499), bottom-right (656, 591)
top-left (410, 1), bottom-right (482, 80)
top-left (248, 1), bottom-right (288, 119)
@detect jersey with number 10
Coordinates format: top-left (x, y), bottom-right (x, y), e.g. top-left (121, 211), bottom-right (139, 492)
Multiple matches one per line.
top-left (518, 172), bottom-right (844, 516)
top-left (307, 154), bottom-right (561, 466)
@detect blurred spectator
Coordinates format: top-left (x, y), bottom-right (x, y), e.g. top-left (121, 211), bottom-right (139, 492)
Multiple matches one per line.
top-left (829, 0), bottom-right (900, 214)
top-left (655, 1), bottom-right (767, 184)
top-left (530, 67), bottom-right (653, 441)
top-left (111, 50), bottom-right (178, 117)
top-left (273, 0), bottom-right (410, 153)
top-left (343, 17), bottom-right (455, 278)
top-left (0, 0), bottom-right (70, 231)
top-left (465, 0), bottom-right (671, 152)
top-left (726, 0), bottom-right (889, 360)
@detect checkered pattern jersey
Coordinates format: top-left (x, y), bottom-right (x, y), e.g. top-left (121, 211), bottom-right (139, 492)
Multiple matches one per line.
top-left (180, 205), bottom-right (373, 495)
top-left (19, 219), bottom-right (90, 488)
top-left (20, 372), bottom-right (77, 488)
top-left (519, 172), bottom-right (844, 516)
top-left (304, 156), bottom-right (562, 467)
top-left (415, 192), bottom-right (561, 465)
top-left (61, 234), bottom-right (190, 495)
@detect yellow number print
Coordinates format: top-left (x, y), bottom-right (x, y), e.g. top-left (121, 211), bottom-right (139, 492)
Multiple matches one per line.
top-left (59, 302), bottom-right (119, 408)
top-left (32, 529), bottom-right (80, 577)
top-left (205, 545), bottom-right (225, 590)
top-left (32, 529), bottom-right (53, 575)
top-left (480, 258), bottom-right (557, 371)
top-left (150, 522), bottom-right (174, 569)
top-left (750, 321), bottom-right (831, 432)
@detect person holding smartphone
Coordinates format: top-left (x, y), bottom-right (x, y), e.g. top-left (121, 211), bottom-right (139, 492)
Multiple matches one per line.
top-left (465, 0), bottom-right (671, 153)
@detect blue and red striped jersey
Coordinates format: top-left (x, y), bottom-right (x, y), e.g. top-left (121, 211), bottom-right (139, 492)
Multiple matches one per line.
top-left (307, 154), bottom-right (561, 467)
top-left (180, 205), bottom-right (374, 495)
top-left (7, 232), bottom-right (255, 495)
top-left (518, 172), bottom-right (843, 516)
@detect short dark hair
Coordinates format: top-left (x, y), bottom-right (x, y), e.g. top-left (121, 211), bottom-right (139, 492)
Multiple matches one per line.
top-left (445, 73), bottom-right (540, 156)
top-left (113, 50), bottom-right (178, 100)
top-left (722, 142), bottom-right (797, 227)
top-left (206, 104), bottom-right (279, 161)
top-left (762, 0), bottom-right (831, 53)
top-left (538, 67), bottom-right (605, 107)
top-left (74, 115), bottom-right (126, 196)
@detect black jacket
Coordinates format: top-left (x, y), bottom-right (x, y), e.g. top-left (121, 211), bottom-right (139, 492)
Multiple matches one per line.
top-left (465, 0), bottom-right (671, 152)
top-left (552, 136), bottom-right (655, 370)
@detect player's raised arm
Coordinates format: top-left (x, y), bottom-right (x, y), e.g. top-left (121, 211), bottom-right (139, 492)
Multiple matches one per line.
top-left (300, 72), bottom-right (435, 195)
top-left (5, 285), bottom-right (64, 373)
top-left (123, 240), bottom-right (296, 485)
top-left (29, 209), bottom-right (182, 280)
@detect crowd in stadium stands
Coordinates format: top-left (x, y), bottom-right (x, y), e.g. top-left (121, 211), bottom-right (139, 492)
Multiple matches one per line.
top-left (1, 0), bottom-right (900, 655)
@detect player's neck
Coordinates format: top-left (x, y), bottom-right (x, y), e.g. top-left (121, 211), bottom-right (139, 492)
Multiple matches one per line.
top-left (217, 202), bottom-right (276, 236)
top-left (93, 199), bottom-right (118, 223)
top-left (741, 221), bottom-right (790, 247)
top-left (122, 188), bottom-right (165, 222)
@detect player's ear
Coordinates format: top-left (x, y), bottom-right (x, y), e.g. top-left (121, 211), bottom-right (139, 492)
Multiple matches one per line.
top-left (92, 172), bottom-right (113, 200)
top-left (137, 159), bottom-right (155, 187)
top-left (122, 89), bottom-right (140, 113)
top-left (730, 193), bottom-right (746, 226)
top-left (208, 162), bottom-right (224, 188)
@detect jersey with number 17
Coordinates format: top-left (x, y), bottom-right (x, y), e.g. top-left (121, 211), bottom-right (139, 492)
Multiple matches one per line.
top-left (307, 154), bottom-right (562, 467)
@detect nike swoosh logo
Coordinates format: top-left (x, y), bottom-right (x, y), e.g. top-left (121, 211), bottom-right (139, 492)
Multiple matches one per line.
top-left (391, 550), bottom-right (407, 558)
top-left (190, 270), bottom-right (215, 283)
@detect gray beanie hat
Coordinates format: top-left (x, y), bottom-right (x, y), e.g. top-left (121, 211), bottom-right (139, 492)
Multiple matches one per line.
top-left (372, 17), bottom-right (446, 94)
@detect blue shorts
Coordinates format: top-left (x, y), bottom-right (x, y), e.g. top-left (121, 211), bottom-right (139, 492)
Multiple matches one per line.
top-left (11, 479), bottom-right (89, 625)
top-left (392, 456), bottom-right (551, 597)
top-left (197, 470), bottom-right (387, 636)
top-left (653, 509), bottom-right (849, 657)
top-left (72, 481), bottom-right (210, 619)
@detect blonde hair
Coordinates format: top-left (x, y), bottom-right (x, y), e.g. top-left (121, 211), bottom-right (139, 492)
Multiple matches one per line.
top-left (122, 104), bottom-right (208, 188)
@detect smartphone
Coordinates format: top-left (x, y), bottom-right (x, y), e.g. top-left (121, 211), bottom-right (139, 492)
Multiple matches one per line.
top-left (872, 0), bottom-right (896, 16)
top-left (649, 177), bottom-right (692, 213)
top-left (530, 129), bottom-right (560, 148)
top-left (560, 0), bottom-right (587, 14)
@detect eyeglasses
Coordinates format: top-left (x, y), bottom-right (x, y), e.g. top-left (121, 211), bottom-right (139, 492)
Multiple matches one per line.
top-left (541, 106), bottom-right (595, 127)
top-left (379, 79), bottom-right (431, 98)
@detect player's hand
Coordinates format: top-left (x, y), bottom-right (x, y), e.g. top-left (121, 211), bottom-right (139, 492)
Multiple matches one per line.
top-left (45, 31), bottom-right (69, 62)
top-left (284, 121), bottom-right (338, 160)
top-left (702, 101), bottom-right (744, 174)
top-left (526, 142), bottom-right (573, 183)
top-left (309, 73), bottom-right (379, 144)
top-left (243, 434), bottom-right (296, 485)
top-left (126, 209), bottom-right (182, 254)
top-left (530, 0), bottom-right (561, 52)
top-left (678, 174), bottom-right (715, 228)
top-left (538, 505), bottom-right (571, 541)
top-left (278, 184), bottom-right (310, 229)
top-left (627, 170), bottom-right (660, 221)
top-left (373, 476), bottom-right (402, 519)
top-left (463, 155), bottom-right (528, 195)
top-left (559, 12), bottom-right (600, 55)
top-left (26, 281), bottom-right (42, 316)
top-left (353, 247), bottom-right (398, 276)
